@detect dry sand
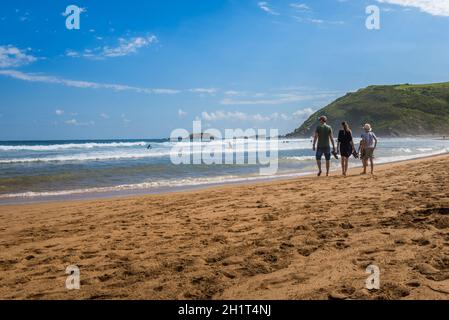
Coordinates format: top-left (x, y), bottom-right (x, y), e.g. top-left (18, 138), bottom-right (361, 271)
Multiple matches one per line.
top-left (0, 155), bottom-right (448, 300)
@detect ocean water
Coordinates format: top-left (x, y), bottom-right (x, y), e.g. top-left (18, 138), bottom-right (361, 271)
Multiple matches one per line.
top-left (0, 137), bottom-right (448, 203)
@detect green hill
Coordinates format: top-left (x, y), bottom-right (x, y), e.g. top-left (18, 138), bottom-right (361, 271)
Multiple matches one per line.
top-left (287, 82), bottom-right (449, 137)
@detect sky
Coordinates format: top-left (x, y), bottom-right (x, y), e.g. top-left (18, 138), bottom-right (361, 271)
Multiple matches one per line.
top-left (1, 0), bottom-right (449, 140)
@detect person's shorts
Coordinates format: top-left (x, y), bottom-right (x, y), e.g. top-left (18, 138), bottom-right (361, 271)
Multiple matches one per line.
top-left (316, 147), bottom-right (331, 161)
top-left (363, 148), bottom-right (375, 159)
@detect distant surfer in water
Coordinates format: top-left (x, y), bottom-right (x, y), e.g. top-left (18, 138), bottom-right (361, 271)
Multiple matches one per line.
top-left (147, 144), bottom-right (152, 150)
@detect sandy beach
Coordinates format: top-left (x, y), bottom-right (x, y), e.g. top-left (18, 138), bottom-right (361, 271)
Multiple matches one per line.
top-left (0, 155), bottom-right (448, 300)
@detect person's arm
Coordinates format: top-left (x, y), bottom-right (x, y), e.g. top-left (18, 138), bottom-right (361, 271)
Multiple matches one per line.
top-left (337, 131), bottom-right (341, 153)
top-left (312, 131), bottom-right (318, 151)
top-left (350, 131), bottom-right (356, 152)
top-left (351, 140), bottom-right (356, 153)
top-left (329, 129), bottom-right (336, 151)
top-left (373, 134), bottom-right (378, 149)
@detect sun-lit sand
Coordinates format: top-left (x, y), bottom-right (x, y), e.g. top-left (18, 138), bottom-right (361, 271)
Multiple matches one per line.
top-left (0, 155), bottom-right (448, 300)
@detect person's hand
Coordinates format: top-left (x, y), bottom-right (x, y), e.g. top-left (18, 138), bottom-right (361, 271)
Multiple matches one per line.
top-left (313, 145), bottom-right (316, 151)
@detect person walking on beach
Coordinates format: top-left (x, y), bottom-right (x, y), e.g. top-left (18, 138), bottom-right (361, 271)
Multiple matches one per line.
top-left (360, 123), bottom-right (378, 175)
top-left (337, 121), bottom-right (356, 176)
top-left (312, 116), bottom-right (336, 176)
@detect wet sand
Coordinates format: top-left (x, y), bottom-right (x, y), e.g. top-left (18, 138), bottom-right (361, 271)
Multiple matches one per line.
top-left (0, 155), bottom-right (448, 300)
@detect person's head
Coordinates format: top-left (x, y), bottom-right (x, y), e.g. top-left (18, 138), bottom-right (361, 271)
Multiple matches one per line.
top-left (342, 121), bottom-right (351, 132)
top-left (364, 123), bottom-right (372, 132)
top-left (319, 116), bottom-right (327, 124)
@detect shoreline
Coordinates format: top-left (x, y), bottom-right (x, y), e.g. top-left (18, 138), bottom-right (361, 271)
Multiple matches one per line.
top-left (1, 135), bottom-right (448, 143)
top-left (1, 151), bottom-right (448, 207)
top-left (1, 154), bottom-right (448, 299)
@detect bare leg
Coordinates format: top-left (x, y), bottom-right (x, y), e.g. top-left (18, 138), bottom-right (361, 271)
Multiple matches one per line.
top-left (346, 157), bottom-right (350, 175)
top-left (326, 160), bottom-right (330, 176)
top-left (343, 157), bottom-right (349, 176)
top-left (316, 160), bottom-right (322, 176)
top-left (370, 158), bottom-right (374, 174)
top-left (362, 158), bottom-right (367, 174)
top-left (341, 157), bottom-right (345, 175)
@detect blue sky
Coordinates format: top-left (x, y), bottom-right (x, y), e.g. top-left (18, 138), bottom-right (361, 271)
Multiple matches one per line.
top-left (1, 0), bottom-right (449, 140)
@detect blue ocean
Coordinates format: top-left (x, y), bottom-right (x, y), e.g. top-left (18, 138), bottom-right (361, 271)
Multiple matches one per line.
top-left (1, 137), bottom-right (448, 204)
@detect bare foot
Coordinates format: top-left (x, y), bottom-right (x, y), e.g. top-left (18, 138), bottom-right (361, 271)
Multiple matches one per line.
top-left (317, 171), bottom-right (322, 177)
top-left (360, 172), bottom-right (366, 175)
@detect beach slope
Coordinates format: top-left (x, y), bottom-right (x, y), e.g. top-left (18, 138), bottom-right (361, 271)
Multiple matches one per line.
top-left (0, 155), bottom-right (448, 300)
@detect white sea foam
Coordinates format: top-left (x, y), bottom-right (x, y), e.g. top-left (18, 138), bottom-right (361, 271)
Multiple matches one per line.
top-left (0, 151), bottom-right (170, 163)
top-left (0, 139), bottom-right (312, 152)
top-left (282, 156), bottom-right (316, 162)
top-left (0, 141), bottom-right (149, 151)
top-left (396, 148), bottom-right (412, 153)
top-left (417, 148), bottom-right (434, 152)
top-left (375, 148), bottom-right (449, 164)
top-left (0, 171), bottom-right (310, 199)
top-left (0, 140), bottom-right (311, 164)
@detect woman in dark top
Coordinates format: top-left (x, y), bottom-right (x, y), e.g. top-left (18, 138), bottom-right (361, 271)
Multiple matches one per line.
top-left (337, 121), bottom-right (356, 176)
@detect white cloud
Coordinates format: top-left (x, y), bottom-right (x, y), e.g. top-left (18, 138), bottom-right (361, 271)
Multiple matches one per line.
top-left (152, 88), bottom-right (180, 94)
top-left (189, 88), bottom-right (218, 94)
top-left (0, 70), bottom-right (182, 95)
top-left (0, 45), bottom-right (37, 68)
top-left (201, 111), bottom-right (290, 122)
top-left (102, 35), bottom-right (158, 58)
top-left (377, 0), bottom-right (449, 17)
top-left (0, 69), bottom-right (220, 98)
top-left (294, 16), bottom-right (345, 25)
top-left (290, 3), bottom-right (311, 11)
top-left (121, 114), bottom-right (131, 124)
top-left (221, 92), bottom-right (331, 105)
top-left (258, 2), bottom-right (280, 16)
top-left (309, 18), bottom-right (324, 24)
top-left (65, 119), bottom-right (94, 126)
top-left (224, 90), bottom-right (245, 96)
top-left (202, 111), bottom-right (247, 122)
top-left (55, 109), bottom-right (64, 116)
top-left (65, 50), bottom-right (79, 57)
top-left (100, 113), bottom-right (109, 119)
top-left (66, 35), bottom-right (158, 59)
top-left (292, 108), bottom-right (315, 118)
top-left (178, 109), bottom-right (188, 117)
